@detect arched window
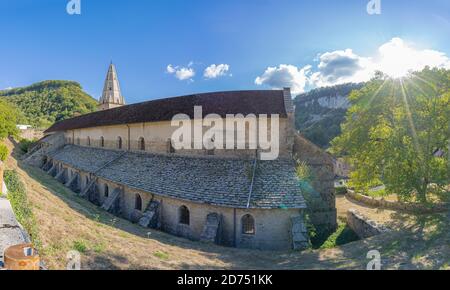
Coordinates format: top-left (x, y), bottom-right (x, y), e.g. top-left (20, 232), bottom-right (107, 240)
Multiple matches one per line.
top-left (138, 137), bottom-right (145, 151)
top-left (87, 137), bottom-right (91, 146)
top-left (179, 206), bottom-right (190, 225)
top-left (100, 137), bottom-right (105, 148)
top-left (135, 194), bottom-right (142, 211)
top-left (104, 184), bottom-right (109, 198)
top-left (241, 214), bottom-right (255, 235)
top-left (117, 137), bottom-right (122, 149)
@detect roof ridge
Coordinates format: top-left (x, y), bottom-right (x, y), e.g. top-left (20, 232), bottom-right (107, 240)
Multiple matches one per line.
top-left (46, 90), bottom-right (287, 133)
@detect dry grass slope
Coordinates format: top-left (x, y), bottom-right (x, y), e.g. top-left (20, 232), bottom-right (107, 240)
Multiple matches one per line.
top-left (4, 138), bottom-right (449, 270)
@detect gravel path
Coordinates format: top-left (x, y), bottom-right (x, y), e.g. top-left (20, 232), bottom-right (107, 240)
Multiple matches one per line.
top-left (0, 197), bottom-right (29, 263)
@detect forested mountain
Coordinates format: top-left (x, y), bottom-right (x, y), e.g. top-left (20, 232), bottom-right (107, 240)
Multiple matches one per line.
top-left (294, 83), bottom-right (364, 148)
top-left (0, 99), bottom-right (22, 139)
top-left (0, 80), bottom-right (97, 129)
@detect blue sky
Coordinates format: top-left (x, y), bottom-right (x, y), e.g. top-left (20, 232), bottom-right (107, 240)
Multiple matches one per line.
top-left (0, 0), bottom-right (449, 103)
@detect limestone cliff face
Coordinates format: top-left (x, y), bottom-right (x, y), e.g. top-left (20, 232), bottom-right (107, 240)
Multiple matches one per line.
top-left (317, 95), bottom-right (350, 109)
top-left (294, 83), bottom-right (364, 148)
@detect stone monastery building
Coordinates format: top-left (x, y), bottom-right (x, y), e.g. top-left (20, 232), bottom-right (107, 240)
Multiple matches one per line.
top-left (27, 64), bottom-right (337, 251)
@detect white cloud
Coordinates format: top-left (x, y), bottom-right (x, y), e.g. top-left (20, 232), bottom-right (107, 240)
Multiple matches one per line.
top-left (166, 64), bottom-right (176, 74)
top-left (257, 38), bottom-right (450, 94)
top-left (375, 37), bottom-right (450, 78)
top-left (204, 64), bottom-right (231, 79)
top-left (166, 64), bottom-right (195, 81)
top-left (310, 49), bottom-right (373, 87)
top-left (255, 64), bottom-right (311, 94)
top-left (311, 38), bottom-right (450, 87)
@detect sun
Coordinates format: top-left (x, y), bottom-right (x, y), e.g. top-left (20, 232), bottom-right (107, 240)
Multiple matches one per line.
top-left (372, 37), bottom-right (450, 79)
top-left (376, 38), bottom-right (418, 78)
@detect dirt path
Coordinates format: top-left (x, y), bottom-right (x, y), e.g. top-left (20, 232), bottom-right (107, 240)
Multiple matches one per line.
top-left (335, 195), bottom-right (415, 230)
top-left (0, 197), bottom-right (29, 262)
top-left (3, 139), bottom-right (449, 270)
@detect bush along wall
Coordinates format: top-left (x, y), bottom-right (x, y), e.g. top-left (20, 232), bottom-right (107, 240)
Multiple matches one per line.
top-left (4, 170), bottom-right (41, 249)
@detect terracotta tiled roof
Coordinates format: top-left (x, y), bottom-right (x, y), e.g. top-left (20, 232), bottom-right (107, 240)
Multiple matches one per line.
top-left (45, 90), bottom-right (287, 133)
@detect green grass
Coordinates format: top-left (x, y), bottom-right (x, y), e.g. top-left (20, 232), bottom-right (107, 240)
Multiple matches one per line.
top-left (335, 186), bottom-right (348, 195)
top-left (153, 251), bottom-right (170, 260)
top-left (319, 223), bottom-right (360, 249)
top-left (367, 188), bottom-right (388, 198)
top-left (72, 240), bottom-right (88, 253)
top-left (3, 170), bottom-right (41, 249)
top-left (93, 243), bottom-right (106, 254)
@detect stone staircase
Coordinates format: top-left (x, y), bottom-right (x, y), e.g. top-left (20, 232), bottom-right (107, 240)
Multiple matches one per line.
top-left (101, 188), bottom-right (122, 214)
top-left (291, 216), bottom-right (309, 250)
top-left (23, 147), bottom-right (45, 167)
top-left (22, 144), bottom-right (41, 160)
top-left (200, 213), bottom-right (221, 244)
top-left (138, 200), bottom-right (161, 229)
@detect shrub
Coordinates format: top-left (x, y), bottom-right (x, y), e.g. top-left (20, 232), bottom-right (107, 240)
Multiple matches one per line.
top-left (153, 251), bottom-right (170, 260)
top-left (0, 143), bottom-right (8, 162)
top-left (19, 138), bottom-right (36, 153)
top-left (73, 240), bottom-right (88, 253)
top-left (335, 186), bottom-right (348, 195)
top-left (4, 170), bottom-right (41, 249)
top-left (320, 223), bottom-right (359, 249)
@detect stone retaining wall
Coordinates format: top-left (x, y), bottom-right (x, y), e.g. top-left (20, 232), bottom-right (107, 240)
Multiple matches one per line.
top-left (347, 190), bottom-right (449, 214)
top-left (346, 209), bottom-right (388, 239)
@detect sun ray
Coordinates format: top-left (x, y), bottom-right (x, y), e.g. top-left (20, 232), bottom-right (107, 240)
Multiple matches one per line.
top-left (358, 77), bottom-right (391, 115)
top-left (405, 77), bottom-right (433, 100)
top-left (299, 79), bottom-right (389, 133)
top-left (399, 79), bottom-right (423, 161)
top-left (410, 73), bottom-right (438, 93)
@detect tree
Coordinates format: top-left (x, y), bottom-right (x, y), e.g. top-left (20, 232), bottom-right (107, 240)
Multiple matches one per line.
top-left (0, 143), bottom-right (7, 162)
top-left (0, 80), bottom-right (97, 129)
top-left (331, 68), bottom-right (450, 202)
top-left (0, 99), bottom-right (20, 139)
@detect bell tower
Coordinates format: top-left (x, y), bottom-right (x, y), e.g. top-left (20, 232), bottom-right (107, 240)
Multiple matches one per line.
top-left (98, 62), bottom-right (125, 111)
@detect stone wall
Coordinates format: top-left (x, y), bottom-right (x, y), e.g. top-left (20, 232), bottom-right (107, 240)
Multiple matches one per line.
top-left (346, 209), bottom-right (389, 239)
top-left (347, 190), bottom-right (449, 214)
top-left (293, 134), bottom-right (337, 233)
top-left (23, 132), bottom-right (65, 167)
top-left (63, 117), bottom-right (293, 159)
top-left (120, 185), bottom-right (303, 250)
top-left (19, 129), bottom-right (44, 141)
top-left (44, 161), bottom-right (306, 251)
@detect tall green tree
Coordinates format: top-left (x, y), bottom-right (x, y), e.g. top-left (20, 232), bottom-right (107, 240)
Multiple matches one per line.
top-left (0, 99), bottom-right (20, 139)
top-left (331, 68), bottom-right (450, 202)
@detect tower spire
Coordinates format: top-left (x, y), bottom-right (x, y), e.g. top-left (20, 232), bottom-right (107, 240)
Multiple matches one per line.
top-left (98, 63), bottom-right (125, 111)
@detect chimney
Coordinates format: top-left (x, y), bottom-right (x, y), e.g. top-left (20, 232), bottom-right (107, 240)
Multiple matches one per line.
top-left (283, 87), bottom-right (294, 113)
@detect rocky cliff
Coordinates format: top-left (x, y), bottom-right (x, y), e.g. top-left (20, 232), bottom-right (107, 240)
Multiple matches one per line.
top-left (294, 83), bottom-right (364, 148)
